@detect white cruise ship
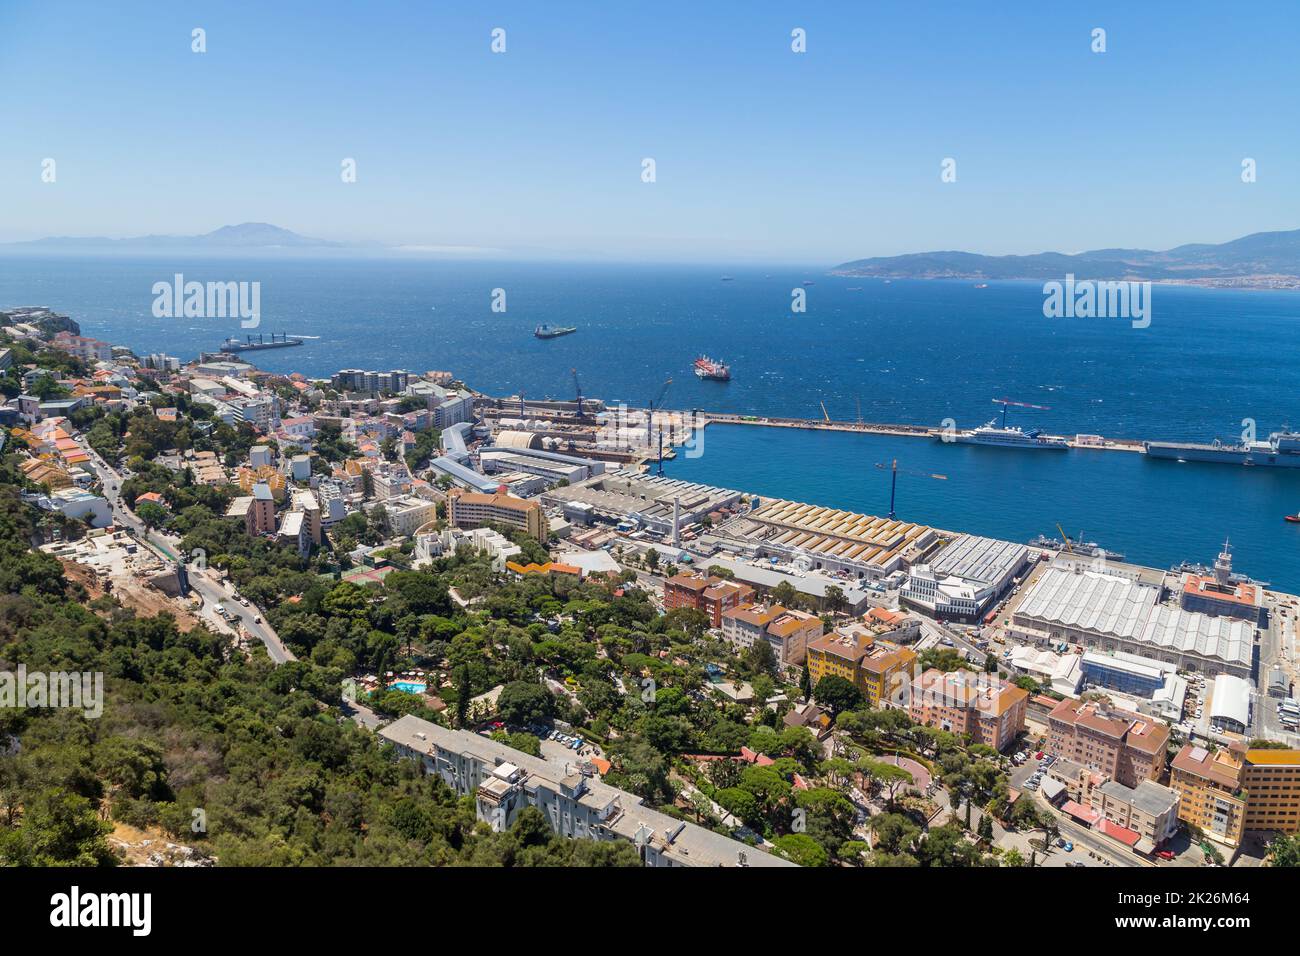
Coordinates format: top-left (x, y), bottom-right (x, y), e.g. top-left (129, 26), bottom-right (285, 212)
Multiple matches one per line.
top-left (955, 421), bottom-right (1069, 449)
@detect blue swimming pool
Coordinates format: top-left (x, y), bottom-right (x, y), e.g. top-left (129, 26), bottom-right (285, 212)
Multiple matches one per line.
top-left (389, 681), bottom-right (426, 695)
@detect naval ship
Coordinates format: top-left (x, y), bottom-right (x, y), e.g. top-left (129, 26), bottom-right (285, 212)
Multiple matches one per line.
top-left (1145, 429), bottom-right (1300, 467)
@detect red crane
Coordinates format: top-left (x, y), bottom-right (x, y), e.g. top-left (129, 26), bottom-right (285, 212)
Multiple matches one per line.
top-left (991, 396), bottom-right (1050, 428)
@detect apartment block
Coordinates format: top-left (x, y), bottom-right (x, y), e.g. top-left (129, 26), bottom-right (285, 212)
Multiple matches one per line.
top-left (663, 572), bottom-right (755, 628)
top-left (908, 669), bottom-right (1028, 752)
top-left (446, 487), bottom-right (546, 540)
top-left (721, 603), bottom-right (821, 666)
top-left (806, 624), bottom-right (917, 708)
top-left (1046, 698), bottom-right (1169, 788)
top-left (379, 715), bottom-right (794, 867)
top-left (1241, 748), bottom-right (1300, 836)
top-left (1169, 743), bottom-right (1247, 847)
top-left (1090, 778), bottom-right (1181, 850)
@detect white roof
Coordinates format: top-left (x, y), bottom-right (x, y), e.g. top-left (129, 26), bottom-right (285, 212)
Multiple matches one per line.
top-left (1139, 606), bottom-right (1253, 668)
top-left (1209, 674), bottom-right (1252, 727)
top-left (1017, 566), bottom-right (1158, 640)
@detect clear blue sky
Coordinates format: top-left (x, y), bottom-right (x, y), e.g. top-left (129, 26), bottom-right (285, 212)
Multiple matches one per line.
top-left (1, 0), bottom-right (1297, 262)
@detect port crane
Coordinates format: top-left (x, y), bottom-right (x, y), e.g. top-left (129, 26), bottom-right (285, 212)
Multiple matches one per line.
top-left (875, 459), bottom-right (948, 520)
top-left (649, 376), bottom-right (673, 475)
top-left (820, 401), bottom-right (831, 423)
top-left (992, 396), bottom-right (1050, 428)
top-left (570, 368), bottom-right (586, 419)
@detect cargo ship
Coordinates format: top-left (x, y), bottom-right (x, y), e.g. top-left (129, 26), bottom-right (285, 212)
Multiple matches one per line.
top-left (219, 333), bottom-right (303, 352)
top-left (1145, 430), bottom-right (1300, 467)
top-left (534, 325), bottom-right (577, 339)
top-left (694, 355), bottom-right (731, 381)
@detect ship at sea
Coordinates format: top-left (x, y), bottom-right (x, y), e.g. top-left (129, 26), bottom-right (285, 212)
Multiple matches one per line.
top-left (219, 333), bottom-right (303, 352)
top-left (534, 325), bottom-right (577, 339)
top-left (694, 355), bottom-right (731, 381)
top-left (1145, 429), bottom-right (1300, 468)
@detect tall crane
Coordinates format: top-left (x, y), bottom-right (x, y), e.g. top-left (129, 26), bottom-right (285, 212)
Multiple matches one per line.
top-left (649, 376), bottom-right (673, 475)
top-left (570, 368), bottom-right (586, 419)
top-left (991, 396), bottom-right (1050, 428)
top-left (875, 459), bottom-right (948, 520)
top-left (820, 401), bottom-right (831, 423)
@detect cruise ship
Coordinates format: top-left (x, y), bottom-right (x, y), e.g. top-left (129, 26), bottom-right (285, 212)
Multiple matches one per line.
top-left (954, 421), bottom-right (1068, 449)
top-left (1145, 430), bottom-right (1300, 468)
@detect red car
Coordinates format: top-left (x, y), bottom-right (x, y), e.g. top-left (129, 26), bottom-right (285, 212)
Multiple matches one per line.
top-left (1035, 751), bottom-right (1044, 760)
top-left (1156, 850), bottom-right (1175, 860)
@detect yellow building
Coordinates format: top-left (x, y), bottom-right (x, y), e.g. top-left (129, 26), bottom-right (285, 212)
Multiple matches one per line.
top-left (1169, 743), bottom-right (1246, 847)
top-left (1242, 748), bottom-right (1300, 836)
top-left (806, 623), bottom-right (916, 707)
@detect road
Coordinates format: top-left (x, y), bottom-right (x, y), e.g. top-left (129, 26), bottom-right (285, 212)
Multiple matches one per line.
top-left (84, 439), bottom-right (296, 664)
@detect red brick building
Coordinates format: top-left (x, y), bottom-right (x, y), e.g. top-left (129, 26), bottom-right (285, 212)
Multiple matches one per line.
top-left (663, 572), bottom-right (754, 628)
top-left (1046, 698), bottom-right (1169, 788)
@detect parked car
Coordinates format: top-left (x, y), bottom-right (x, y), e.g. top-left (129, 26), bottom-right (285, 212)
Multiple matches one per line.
top-left (1156, 849), bottom-right (1175, 860)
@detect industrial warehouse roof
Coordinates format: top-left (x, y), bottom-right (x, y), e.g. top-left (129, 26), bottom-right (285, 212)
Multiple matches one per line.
top-left (429, 455), bottom-right (500, 493)
top-left (1138, 606), bottom-right (1253, 669)
top-left (930, 534), bottom-right (1028, 586)
top-left (742, 499), bottom-right (933, 568)
top-left (1208, 673), bottom-right (1252, 728)
top-left (1016, 566), bottom-right (1159, 639)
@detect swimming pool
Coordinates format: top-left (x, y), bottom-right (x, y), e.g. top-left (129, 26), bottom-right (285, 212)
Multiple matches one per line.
top-left (388, 681), bottom-right (427, 695)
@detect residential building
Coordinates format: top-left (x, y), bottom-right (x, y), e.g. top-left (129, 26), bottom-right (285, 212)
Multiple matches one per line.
top-left (379, 714), bottom-right (795, 867)
top-left (908, 669), bottom-right (1028, 751)
top-left (1045, 698), bottom-right (1170, 788)
top-left (1241, 748), bottom-right (1300, 836)
top-left (446, 487), bottom-right (547, 540)
top-left (806, 625), bottom-right (917, 708)
top-left (720, 603), bottom-right (821, 666)
top-left (1090, 779), bottom-right (1181, 851)
top-left (380, 494), bottom-right (438, 537)
top-left (662, 572), bottom-right (755, 628)
top-left (245, 482), bottom-right (277, 536)
top-left (1169, 744), bottom-right (1247, 847)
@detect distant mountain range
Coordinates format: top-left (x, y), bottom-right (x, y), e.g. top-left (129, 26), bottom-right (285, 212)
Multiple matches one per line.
top-left (3, 222), bottom-right (345, 252)
top-left (832, 228), bottom-right (1300, 288)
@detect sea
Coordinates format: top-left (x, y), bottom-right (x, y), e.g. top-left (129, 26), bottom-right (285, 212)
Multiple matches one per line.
top-left (3, 254), bottom-right (1299, 589)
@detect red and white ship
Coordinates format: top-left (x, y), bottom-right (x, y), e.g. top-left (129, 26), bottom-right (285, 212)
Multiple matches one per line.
top-left (693, 355), bottom-right (731, 381)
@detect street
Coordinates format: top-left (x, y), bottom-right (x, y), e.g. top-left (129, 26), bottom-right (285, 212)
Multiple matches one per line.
top-left (83, 437), bottom-right (296, 665)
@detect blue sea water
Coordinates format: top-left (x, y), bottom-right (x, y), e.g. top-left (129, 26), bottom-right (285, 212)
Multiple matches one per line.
top-left (2, 254), bottom-right (1299, 588)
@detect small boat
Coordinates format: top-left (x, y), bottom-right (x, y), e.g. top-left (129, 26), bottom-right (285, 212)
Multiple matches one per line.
top-left (534, 325), bottom-right (576, 339)
top-left (974, 283), bottom-right (988, 289)
top-left (720, 275), bottom-right (734, 281)
top-left (1286, 514), bottom-right (1300, 524)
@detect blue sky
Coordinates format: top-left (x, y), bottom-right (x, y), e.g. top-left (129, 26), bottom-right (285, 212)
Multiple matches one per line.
top-left (1, 0), bottom-right (1297, 262)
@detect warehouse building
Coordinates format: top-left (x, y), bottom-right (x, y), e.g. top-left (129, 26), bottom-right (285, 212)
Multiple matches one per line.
top-left (1012, 565), bottom-right (1254, 679)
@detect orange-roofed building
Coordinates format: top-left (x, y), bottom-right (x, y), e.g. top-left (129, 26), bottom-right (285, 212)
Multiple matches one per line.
top-left (909, 669), bottom-right (1028, 752)
top-left (1046, 698), bottom-right (1169, 788)
top-left (663, 572), bottom-right (754, 628)
top-left (807, 624), bottom-right (917, 708)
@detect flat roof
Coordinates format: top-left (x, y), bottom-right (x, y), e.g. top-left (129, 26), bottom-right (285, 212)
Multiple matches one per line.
top-left (930, 534), bottom-right (1028, 585)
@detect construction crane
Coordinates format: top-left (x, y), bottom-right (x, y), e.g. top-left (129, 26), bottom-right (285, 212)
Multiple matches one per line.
top-left (518, 392), bottom-right (526, 418)
top-left (570, 368), bottom-right (586, 419)
top-left (875, 459), bottom-right (948, 520)
top-left (649, 376), bottom-right (673, 475)
top-left (1055, 523), bottom-right (1074, 553)
top-left (820, 401), bottom-right (831, 423)
top-left (991, 396), bottom-right (1050, 428)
